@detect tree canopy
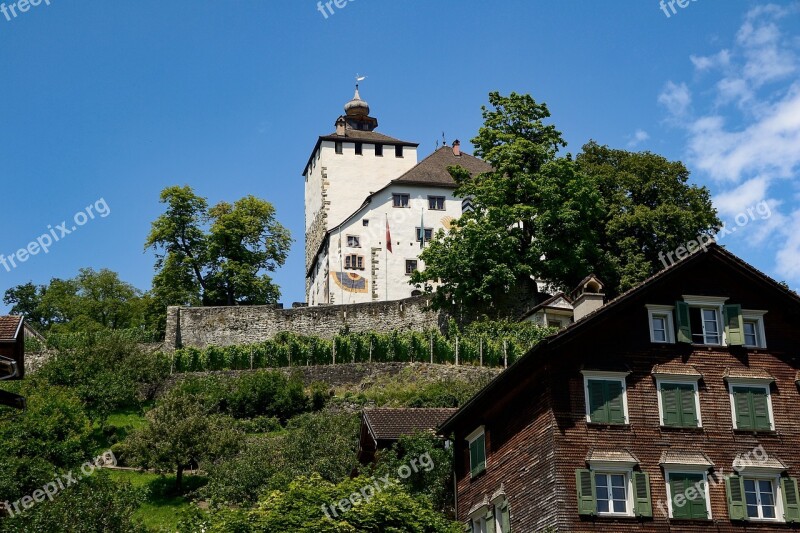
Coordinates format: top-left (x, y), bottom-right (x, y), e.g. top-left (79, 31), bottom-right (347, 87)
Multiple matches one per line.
top-left (413, 92), bottom-right (720, 317)
top-left (145, 186), bottom-right (292, 308)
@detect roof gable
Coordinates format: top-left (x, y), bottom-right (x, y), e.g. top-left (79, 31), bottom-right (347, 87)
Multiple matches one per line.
top-left (0, 316), bottom-right (23, 342)
top-left (364, 408), bottom-right (458, 441)
top-left (393, 146), bottom-right (492, 187)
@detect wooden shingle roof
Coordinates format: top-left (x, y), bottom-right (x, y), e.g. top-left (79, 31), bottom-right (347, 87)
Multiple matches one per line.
top-left (363, 408), bottom-right (458, 441)
top-left (0, 316), bottom-right (23, 342)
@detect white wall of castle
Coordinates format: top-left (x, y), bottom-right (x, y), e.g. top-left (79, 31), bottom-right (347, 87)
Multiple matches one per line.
top-left (309, 183), bottom-right (462, 306)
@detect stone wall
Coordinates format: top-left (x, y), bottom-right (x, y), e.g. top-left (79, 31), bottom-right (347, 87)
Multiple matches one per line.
top-left (165, 296), bottom-right (443, 350)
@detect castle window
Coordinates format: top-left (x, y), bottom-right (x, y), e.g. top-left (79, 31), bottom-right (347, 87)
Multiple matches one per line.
top-left (395, 145), bottom-right (404, 158)
top-left (346, 235), bottom-right (360, 248)
top-left (405, 260), bottom-right (418, 275)
top-left (355, 142), bottom-right (363, 156)
top-left (344, 254), bottom-right (364, 270)
top-left (335, 142), bottom-right (343, 155)
top-left (393, 194), bottom-right (410, 208)
top-left (375, 144), bottom-right (383, 157)
top-left (362, 219), bottom-right (369, 227)
top-left (416, 228), bottom-right (433, 242)
top-left (428, 196), bottom-right (445, 210)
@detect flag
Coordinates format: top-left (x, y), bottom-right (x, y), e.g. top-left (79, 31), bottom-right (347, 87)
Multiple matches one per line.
top-left (385, 217), bottom-right (393, 253)
top-left (420, 208), bottom-right (425, 248)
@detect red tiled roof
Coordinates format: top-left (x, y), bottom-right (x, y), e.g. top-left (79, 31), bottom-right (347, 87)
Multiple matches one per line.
top-left (363, 408), bottom-right (458, 441)
top-left (0, 316), bottom-right (23, 342)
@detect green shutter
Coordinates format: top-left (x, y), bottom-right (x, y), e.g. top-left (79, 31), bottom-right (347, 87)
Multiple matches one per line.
top-left (576, 469), bottom-right (596, 516)
top-left (470, 438), bottom-right (478, 477)
top-left (726, 476), bottom-right (747, 521)
top-left (733, 387), bottom-right (753, 429)
top-left (485, 507), bottom-right (495, 533)
top-left (751, 388), bottom-right (771, 430)
top-left (724, 305), bottom-right (745, 346)
top-left (633, 471), bottom-right (653, 517)
top-left (678, 383), bottom-right (699, 427)
top-left (477, 434), bottom-right (486, 472)
top-left (661, 383), bottom-right (681, 426)
top-left (687, 475), bottom-right (708, 519)
top-left (605, 380), bottom-right (626, 424)
top-left (675, 301), bottom-right (692, 343)
top-left (782, 478), bottom-right (800, 523)
top-left (670, 476), bottom-right (690, 519)
top-left (500, 502), bottom-right (511, 532)
top-left (587, 379), bottom-right (608, 423)
top-left (470, 434), bottom-right (486, 477)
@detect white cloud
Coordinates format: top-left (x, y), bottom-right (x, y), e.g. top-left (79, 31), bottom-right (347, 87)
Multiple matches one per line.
top-left (775, 209), bottom-right (800, 279)
top-left (658, 81), bottom-right (692, 118)
top-left (626, 129), bottom-right (650, 148)
top-left (690, 50), bottom-right (731, 71)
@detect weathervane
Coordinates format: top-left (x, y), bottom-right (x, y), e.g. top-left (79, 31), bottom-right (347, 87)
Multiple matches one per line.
top-left (355, 74), bottom-right (367, 89)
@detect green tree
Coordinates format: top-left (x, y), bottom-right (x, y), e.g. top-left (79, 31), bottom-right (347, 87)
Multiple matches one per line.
top-left (145, 186), bottom-right (292, 308)
top-left (413, 92), bottom-right (602, 317)
top-left (576, 141), bottom-right (720, 292)
top-left (125, 389), bottom-right (241, 491)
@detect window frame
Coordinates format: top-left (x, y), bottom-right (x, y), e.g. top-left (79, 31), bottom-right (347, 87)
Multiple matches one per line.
top-left (416, 227), bottom-right (434, 242)
top-left (742, 475), bottom-right (784, 522)
top-left (646, 304), bottom-right (675, 344)
top-left (334, 141), bottom-right (343, 155)
top-left (405, 259), bottom-right (418, 276)
top-left (346, 235), bottom-right (361, 248)
top-left (375, 144), bottom-right (383, 157)
top-left (428, 195), bottom-right (446, 211)
top-left (664, 469), bottom-right (713, 520)
top-left (728, 380), bottom-right (775, 431)
top-left (581, 371), bottom-right (630, 425)
top-left (466, 426), bottom-right (486, 478)
top-left (593, 469), bottom-right (635, 517)
top-left (355, 142), bottom-right (363, 156)
top-left (392, 193), bottom-right (410, 208)
top-left (395, 145), bottom-right (404, 158)
top-left (681, 295), bottom-right (729, 346)
top-left (655, 377), bottom-right (703, 428)
top-left (344, 254), bottom-right (364, 271)
top-left (741, 310), bottom-right (767, 349)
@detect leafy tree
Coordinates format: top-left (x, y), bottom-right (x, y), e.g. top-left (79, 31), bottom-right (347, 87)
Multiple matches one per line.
top-left (181, 474), bottom-right (462, 533)
top-left (3, 269), bottom-right (146, 333)
top-left (125, 389), bottom-right (241, 491)
top-left (413, 92), bottom-right (720, 315)
top-left (412, 92), bottom-right (602, 317)
top-left (145, 185), bottom-right (292, 308)
top-left (575, 141), bottom-right (720, 292)
top-left (0, 473), bottom-right (146, 533)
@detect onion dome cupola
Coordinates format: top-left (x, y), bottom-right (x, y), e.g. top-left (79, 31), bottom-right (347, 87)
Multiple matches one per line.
top-left (337, 84), bottom-right (378, 133)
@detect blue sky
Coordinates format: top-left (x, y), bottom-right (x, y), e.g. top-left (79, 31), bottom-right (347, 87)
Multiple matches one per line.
top-left (1, 0), bottom-right (798, 311)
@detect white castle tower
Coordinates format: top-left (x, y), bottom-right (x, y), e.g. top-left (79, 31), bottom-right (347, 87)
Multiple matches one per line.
top-left (303, 86), bottom-right (491, 306)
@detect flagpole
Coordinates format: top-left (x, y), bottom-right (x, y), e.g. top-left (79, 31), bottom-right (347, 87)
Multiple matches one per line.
top-left (385, 213), bottom-right (389, 302)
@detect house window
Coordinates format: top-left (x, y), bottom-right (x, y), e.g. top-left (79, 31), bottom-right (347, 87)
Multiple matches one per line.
top-left (576, 469), bottom-right (650, 518)
top-left (346, 235), bottom-right (360, 248)
top-left (428, 196), bottom-right (445, 210)
top-left (582, 371), bottom-right (629, 425)
top-left (728, 475), bottom-right (800, 522)
top-left (392, 194), bottom-right (410, 208)
top-left (647, 304), bottom-right (675, 343)
top-left (375, 144), bottom-right (383, 157)
top-left (729, 383), bottom-right (773, 431)
top-left (745, 478), bottom-right (778, 520)
top-left (355, 142), bottom-right (363, 156)
top-left (657, 380), bottom-right (701, 428)
top-left (675, 296), bottom-right (741, 346)
top-left (741, 311), bottom-right (767, 348)
top-left (395, 145), bottom-right (404, 158)
top-left (666, 472), bottom-right (710, 519)
top-left (493, 499), bottom-right (511, 533)
top-left (335, 141), bottom-right (343, 155)
top-left (467, 427), bottom-right (486, 478)
top-left (405, 260), bottom-right (418, 275)
top-left (416, 228), bottom-right (434, 242)
top-left (344, 255), bottom-right (364, 270)
top-left (548, 319), bottom-right (563, 328)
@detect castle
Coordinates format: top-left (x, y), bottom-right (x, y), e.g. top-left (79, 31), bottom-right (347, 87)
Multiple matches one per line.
top-left (303, 86), bottom-right (491, 306)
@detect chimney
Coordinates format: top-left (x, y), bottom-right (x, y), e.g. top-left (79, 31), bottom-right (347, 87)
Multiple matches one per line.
top-left (452, 139), bottom-right (461, 156)
top-left (335, 116), bottom-right (346, 136)
top-left (571, 275), bottom-right (605, 322)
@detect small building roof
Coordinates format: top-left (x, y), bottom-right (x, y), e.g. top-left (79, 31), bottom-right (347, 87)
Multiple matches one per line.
top-left (363, 408), bottom-right (458, 441)
top-left (520, 292), bottom-right (573, 320)
top-left (723, 367), bottom-right (775, 381)
top-left (733, 452), bottom-right (787, 471)
top-left (659, 450), bottom-right (715, 467)
top-left (0, 316), bottom-right (24, 342)
top-left (651, 364), bottom-right (703, 378)
top-left (586, 449), bottom-right (639, 465)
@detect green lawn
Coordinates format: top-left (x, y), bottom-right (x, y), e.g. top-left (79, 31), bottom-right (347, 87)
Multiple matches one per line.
top-left (107, 469), bottom-right (206, 532)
